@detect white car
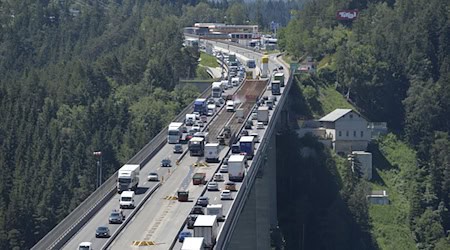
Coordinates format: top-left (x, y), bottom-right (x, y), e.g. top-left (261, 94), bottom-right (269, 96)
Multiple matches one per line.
top-left (214, 173), bottom-right (224, 182)
top-left (192, 124), bottom-right (201, 132)
top-left (193, 112), bottom-right (200, 120)
top-left (79, 242), bottom-right (93, 250)
top-left (147, 172), bottom-right (159, 181)
top-left (207, 181), bottom-right (219, 191)
top-left (219, 164), bottom-right (228, 173)
top-left (257, 122), bottom-right (264, 129)
top-left (220, 190), bottom-right (233, 200)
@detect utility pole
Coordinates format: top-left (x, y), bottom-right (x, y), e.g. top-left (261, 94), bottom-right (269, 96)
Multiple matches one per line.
top-left (93, 151), bottom-right (103, 189)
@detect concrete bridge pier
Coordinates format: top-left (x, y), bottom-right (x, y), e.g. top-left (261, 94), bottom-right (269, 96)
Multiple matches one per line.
top-left (228, 127), bottom-right (278, 250)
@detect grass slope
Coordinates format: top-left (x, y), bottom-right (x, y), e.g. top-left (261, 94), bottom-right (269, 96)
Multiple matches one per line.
top-left (369, 134), bottom-right (417, 249)
top-left (317, 85), bottom-right (354, 117)
top-left (306, 58), bottom-right (417, 249)
top-left (199, 52), bottom-right (219, 67)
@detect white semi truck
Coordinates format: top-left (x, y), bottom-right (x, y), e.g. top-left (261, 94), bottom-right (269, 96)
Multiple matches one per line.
top-left (204, 143), bottom-right (220, 163)
top-left (211, 81), bottom-right (223, 98)
top-left (228, 154), bottom-right (246, 182)
top-left (193, 215), bottom-right (218, 248)
top-left (185, 114), bottom-right (196, 126)
top-left (167, 122), bottom-right (184, 144)
top-left (117, 164), bottom-right (140, 193)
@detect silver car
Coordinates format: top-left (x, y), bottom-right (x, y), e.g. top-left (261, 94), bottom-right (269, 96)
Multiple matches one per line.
top-left (207, 181), bottom-right (219, 191)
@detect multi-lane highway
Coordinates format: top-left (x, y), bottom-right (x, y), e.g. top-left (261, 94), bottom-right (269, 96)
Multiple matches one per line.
top-left (62, 60), bottom-right (247, 249)
top-left (108, 78), bottom-right (268, 249)
top-left (59, 39), bottom-right (288, 250)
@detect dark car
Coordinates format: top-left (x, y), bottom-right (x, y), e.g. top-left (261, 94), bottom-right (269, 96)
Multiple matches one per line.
top-left (108, 210), bottom-right (124, 224)
top-left (225, 181), bottom-right (237, 191)
top-left (222, 156), bottom-right (229, 166)
top-left (173, 144), bottom-right (183, 154)
top-left (191, 205), bottom-right (205, 215)
top-left (95, 226), bottom-right (110, 238)
top-left (161, 158), bottom-right (172, 167)
top-left (179, 231), bottom-right (192, 242)
top-left (186, 214), bottom-right (198, 229)
top-left (196, 196), bottom-right (209, 207)
top-left (241, 130), bottom-right (249, 136)
top-left (244, 120), bottom-right (252, 129)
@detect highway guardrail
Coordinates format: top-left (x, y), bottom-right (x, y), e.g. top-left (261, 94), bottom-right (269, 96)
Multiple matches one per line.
top-left (32, 85), bottom-right (213, 250)
top-left (215, 58), bottom-right (293, 250)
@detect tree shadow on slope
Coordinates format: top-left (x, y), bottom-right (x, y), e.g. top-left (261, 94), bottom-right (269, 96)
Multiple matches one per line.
top-left (366, 142), bottom-right (399, 187)
top-left (288, 76), bottom-right (314, 121)
top-left (276, 132), bottom-right (379, 250)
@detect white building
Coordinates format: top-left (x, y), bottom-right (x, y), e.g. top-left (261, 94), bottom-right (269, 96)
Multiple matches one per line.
top-left (319, 109), bottom-right (371, 154)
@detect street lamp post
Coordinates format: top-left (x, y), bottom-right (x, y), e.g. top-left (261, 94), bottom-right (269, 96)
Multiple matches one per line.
top-left (93, 151), bottom-right (103, 189)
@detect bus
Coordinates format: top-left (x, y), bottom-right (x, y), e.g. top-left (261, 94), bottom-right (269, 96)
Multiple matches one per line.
top-left (167, 122), bottom-right (185, 144)
top-left (246, 59), bottom-right (256, 69)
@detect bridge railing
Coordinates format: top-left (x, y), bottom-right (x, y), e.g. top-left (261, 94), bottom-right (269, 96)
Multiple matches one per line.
top-left (32, 85), bottom-right (213, 250)
top-left (215, 55), bottom-right (293, 249)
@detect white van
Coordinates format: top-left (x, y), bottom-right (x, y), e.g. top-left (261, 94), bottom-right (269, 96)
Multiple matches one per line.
top-left (120, 191), bottom-right (135, 209)
top-left (231, 77), bottom-right (240, 87)
top-left (79, 242), bottom-right (93, 250)
top-left (226, 100), bottom-right (235, 112)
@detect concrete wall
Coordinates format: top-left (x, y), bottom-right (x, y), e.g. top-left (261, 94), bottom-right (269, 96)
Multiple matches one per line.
top-left (228, 112), bottom-right (278, 250)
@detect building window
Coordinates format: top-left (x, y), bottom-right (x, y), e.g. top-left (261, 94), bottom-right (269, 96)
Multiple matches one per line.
top-left (338, 131), bottom-right (342, 137)
top-left (346, 131), bottom-right (349, 137)
top-left (354, 131), bottom-right (357, 137)
top-left (350, 114), bottom-right (353, 118)
top-left (361, 131), bottom-right (364, 138)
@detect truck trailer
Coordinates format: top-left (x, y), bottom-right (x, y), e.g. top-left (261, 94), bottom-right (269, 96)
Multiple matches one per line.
top-left (117, 164), bottom-right (140, 193)
top-left (239, 136), bottom-right (255, 159)
top-left (207, 204), bottom-right (225, 221)
top-left (167, 122), bottom-right (184, 144)
top-left (211, 81), bottom-right (223, 98)
top-left (193, 215), bottom-right (218, 248)
top-left (271, 80), bottom-right (281, 95)
top-left (181, 237), bottom-right (205, 250)
top-left (257, 106), bottom-right (269, 125)
top-left (204, 143), bottom-right (220, 163)
top-left (228, 154), bottom-right (246, 182)
top-left (189, 137), bottom-right (205, 156)
top-left (274, 72), bottom-right (285, 87)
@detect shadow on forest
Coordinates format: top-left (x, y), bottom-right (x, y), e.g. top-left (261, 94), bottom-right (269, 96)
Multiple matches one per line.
top-left (288, 79), bottom-right (314, 120)
top-left (276, 133), bottom-right (379, 250)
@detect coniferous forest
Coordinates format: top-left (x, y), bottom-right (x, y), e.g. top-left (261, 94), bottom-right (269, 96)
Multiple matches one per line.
top-left (0, 1), bottom-right (201, 249)
top-left (279, 0), bottom-right (450, 248)
top-left (8, 0), bottom-right (450, 249)
top-left (0, 0), bottom-right (300, 249)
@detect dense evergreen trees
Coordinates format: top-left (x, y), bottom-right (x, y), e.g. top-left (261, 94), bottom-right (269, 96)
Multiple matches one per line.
top-left (280, 0), bottom-right (450, 248)
top-left (0, 1), bottom-right (205, 249)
